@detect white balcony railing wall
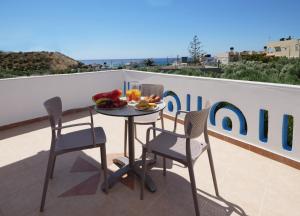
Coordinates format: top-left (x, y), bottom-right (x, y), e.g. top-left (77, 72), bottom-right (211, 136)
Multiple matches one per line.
top-left (0, 70), bottom-right (299, 163)
top-left (0, 70), bottom-right (124, 126)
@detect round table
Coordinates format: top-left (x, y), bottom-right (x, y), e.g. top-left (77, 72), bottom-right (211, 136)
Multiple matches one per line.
top-left (94, 102), bottom-right (165, 192)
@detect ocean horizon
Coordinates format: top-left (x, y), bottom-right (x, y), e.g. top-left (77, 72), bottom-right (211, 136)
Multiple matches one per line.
top-left (80, 57), bottom-right (178, 67)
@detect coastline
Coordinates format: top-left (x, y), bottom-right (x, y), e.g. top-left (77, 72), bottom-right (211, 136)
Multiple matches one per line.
top-left (80, 57), bottom-right (177, 66)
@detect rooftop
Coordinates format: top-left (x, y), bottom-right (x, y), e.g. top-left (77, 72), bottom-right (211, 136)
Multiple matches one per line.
top-left (0, 69), bottom-right (299, 216)
top-left (0, 110), bottom-right (299, 216)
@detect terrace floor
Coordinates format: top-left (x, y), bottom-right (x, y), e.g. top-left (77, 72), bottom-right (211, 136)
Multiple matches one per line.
top-left (0, 110), bottom-right (299, 216)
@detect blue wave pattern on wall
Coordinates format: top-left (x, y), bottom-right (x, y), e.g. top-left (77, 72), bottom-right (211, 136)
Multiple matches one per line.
top-left (163, 91), bottom-right (181, 112)
top-left (282, 114), bottom-right (293, 151)
top-left (124, 82), bottom-right (293, 152)
top-left (209, 102), bottom-right (247, 135)
top-left (259, 109), bottom-right (268, 143)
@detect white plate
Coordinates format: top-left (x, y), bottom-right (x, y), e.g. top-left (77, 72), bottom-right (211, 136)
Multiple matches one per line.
top-left (121, 96), bottom-right (163, 105)
top-left (134, 105), bottom-right (159, 111)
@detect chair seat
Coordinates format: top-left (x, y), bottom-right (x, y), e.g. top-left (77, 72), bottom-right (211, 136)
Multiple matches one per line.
top-left (146, 132), bottom-right (207, 163)
top-left (55, 127), bottom-right (106, 154)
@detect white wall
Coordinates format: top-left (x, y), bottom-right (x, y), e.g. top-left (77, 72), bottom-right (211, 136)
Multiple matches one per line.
top-left (0, 71), bottom-right (124, 126)
top-left (1, 69), bottom-right (299, 162)
top-left (124, 70), bottom-right (300, 162)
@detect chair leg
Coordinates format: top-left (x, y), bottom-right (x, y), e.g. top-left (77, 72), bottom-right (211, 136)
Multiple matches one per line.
top-left (49, 155), bottom-right (56, 179)
top-left (152, 123), bottom-right (157, 160)
top-left (207, 148), bottom-right (219, 197)
top-left (40, 152), bottom-right (55, 212)
top-left (140, 148), bottom-right (147, 200)
top-left (124, 120), bottom-right (128, 157)
top-left (101, 145), bottom-right (108, 193)
top-left (187, 163), bottom-right (200, 216)
top-left (100, 145), bottom-right (105, 170)
top-left (163, 157), bottom-right (166, 176)
top-left (160, 113), bottom-right (165, 130)
top-left (152, 122), bottom-right (157, 138)
top-left (134, 124), bottom-right (137, 139)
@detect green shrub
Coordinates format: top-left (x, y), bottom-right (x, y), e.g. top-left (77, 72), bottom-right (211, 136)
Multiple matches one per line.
top-left (221, 58), bottom-right (300, 85)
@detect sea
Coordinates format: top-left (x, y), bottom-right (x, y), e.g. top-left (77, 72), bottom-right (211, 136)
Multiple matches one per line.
top-left (80, 58), bottom-right (177, 67)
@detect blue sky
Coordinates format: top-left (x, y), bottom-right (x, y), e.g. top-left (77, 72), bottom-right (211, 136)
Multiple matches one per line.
top-left (1, 0), bottom-right (300, 59)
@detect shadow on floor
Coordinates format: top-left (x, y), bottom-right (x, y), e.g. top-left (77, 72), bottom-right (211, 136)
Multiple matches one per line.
top-left (0, 149), bottom-right (247, 216)
top-left (196, 189), bottom-right (247, 216)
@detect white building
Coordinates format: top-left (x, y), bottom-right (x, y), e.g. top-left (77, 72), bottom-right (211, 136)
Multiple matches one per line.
top-left (215, 52), bottom-right (229, 64)
top-left (267, 38), bottom-right (300, 58)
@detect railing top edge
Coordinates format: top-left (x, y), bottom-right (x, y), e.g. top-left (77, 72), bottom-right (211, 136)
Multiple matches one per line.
top-left (1, 68), bottom-right (300, 90)
top-left (0, 70), bottom-right (124, 81)
top-left (124, 69), bottom-right (300, 89)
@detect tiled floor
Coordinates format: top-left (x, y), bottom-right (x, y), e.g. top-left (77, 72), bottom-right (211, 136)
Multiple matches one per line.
top-left (0, 111), bottom-right (299, 216)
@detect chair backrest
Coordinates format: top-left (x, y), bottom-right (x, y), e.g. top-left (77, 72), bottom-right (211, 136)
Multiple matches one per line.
top-left (44, 96), bottom-right (62, 129)
top-left (184, 107), bottom-right (210, 139)
top-left (141, 84), bottom-right (164, 98)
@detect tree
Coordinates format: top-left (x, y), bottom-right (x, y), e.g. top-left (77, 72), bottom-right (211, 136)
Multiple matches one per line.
top-left (189, 35), bottom-right (204, 64)
top-left (144, 58), bottom-right (155, 67)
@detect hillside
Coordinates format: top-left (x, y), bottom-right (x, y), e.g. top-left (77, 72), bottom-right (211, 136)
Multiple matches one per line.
top-left (0, 51), bottom-right (80, 78)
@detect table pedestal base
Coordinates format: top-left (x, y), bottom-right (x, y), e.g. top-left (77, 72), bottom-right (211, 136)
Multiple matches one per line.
top-left (102, 156), bottom-right (157, 192)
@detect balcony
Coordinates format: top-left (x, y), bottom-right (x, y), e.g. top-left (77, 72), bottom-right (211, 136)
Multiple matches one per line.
top-left (0, 70), bottom-right (299, 216)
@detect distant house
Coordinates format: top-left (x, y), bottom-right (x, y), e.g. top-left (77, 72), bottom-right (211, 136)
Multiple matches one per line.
top-left (215, 52), bottom-right (229, 64)
top-left (215, 51), bottom-right (239, 65)
top-left (266, 37), bottom-right (300, 58)
top-left (216, 48), bottom-right (268, 65)
top-left (202, 54), bottom-right (217, 66)
top-left (215, 47), bottom-right (241, 65)
top-left (181, 57), bottom-right (188, 63)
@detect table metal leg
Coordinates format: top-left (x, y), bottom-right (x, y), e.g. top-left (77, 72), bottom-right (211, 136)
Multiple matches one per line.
top-left (103, 116), bottom-right (157, 192)
top-left (127, 116), bottom-right (135, 167)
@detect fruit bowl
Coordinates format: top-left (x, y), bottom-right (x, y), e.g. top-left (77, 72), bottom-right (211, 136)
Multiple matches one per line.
top-left (93, 89), bottom-right (127, 109)
top-left (95, 98), bottom-right (128, 109)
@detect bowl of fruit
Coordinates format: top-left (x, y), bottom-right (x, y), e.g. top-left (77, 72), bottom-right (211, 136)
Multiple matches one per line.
top-left (92, 89), bottom-right (127, 109)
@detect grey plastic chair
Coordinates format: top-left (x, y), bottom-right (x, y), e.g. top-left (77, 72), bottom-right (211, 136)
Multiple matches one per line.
top-left (40, 97), bottom-right (108, 212)
top-left (140, 107), bottom-right (219, 216)
top-left (124, 84), bottom-right (164, 157)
